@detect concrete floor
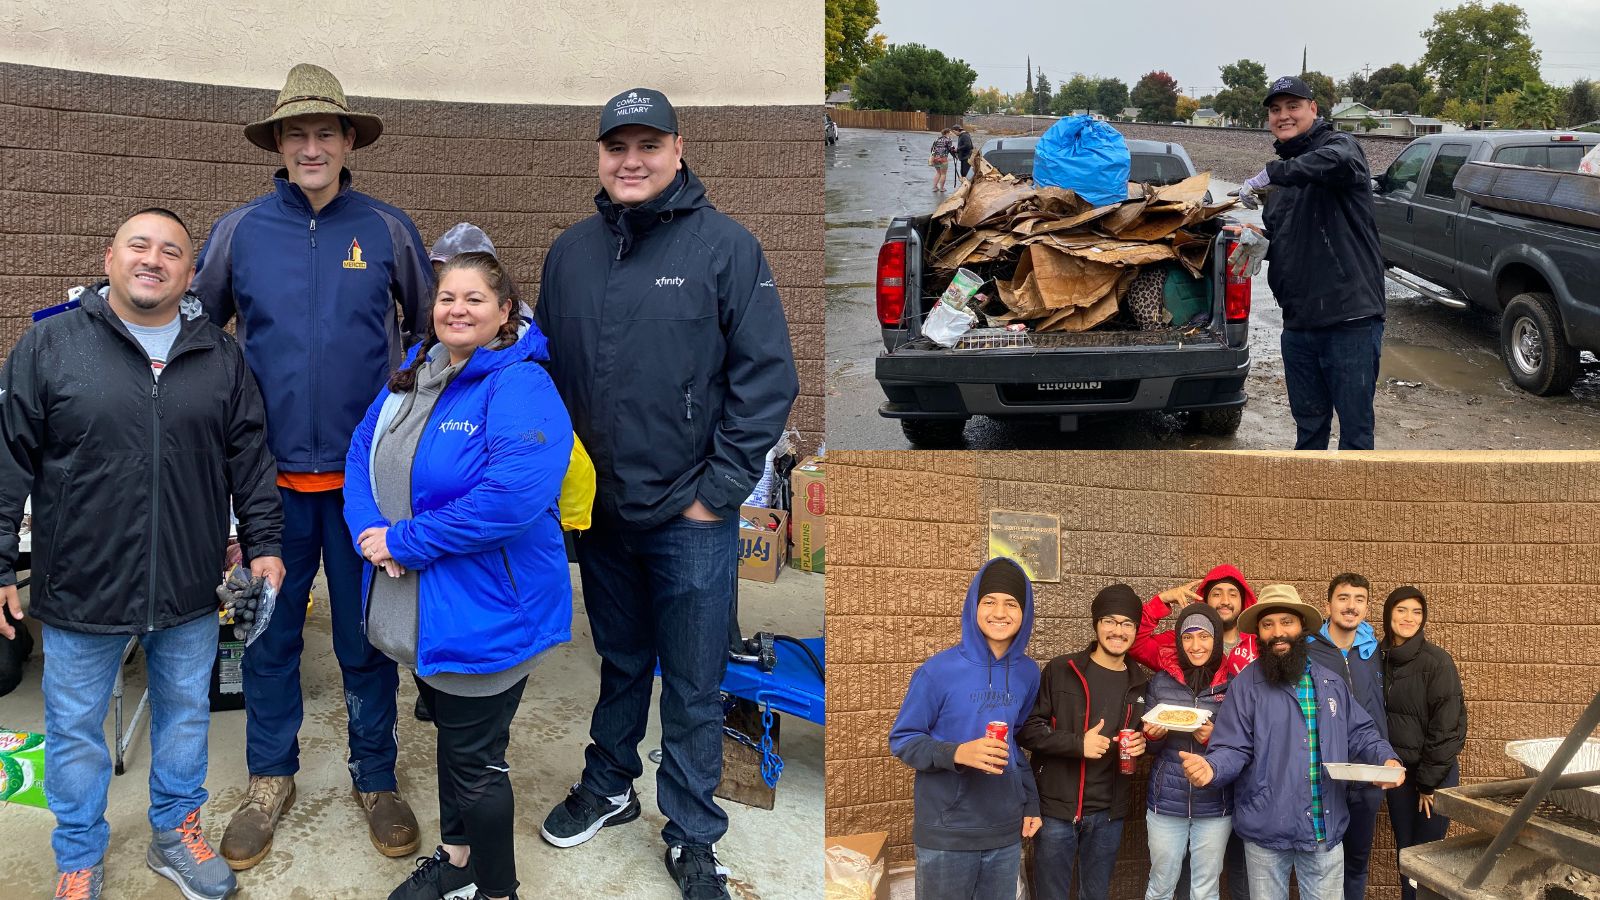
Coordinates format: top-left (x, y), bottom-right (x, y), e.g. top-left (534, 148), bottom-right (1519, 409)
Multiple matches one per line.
top-left (0, 565), bottom-right (823, 899)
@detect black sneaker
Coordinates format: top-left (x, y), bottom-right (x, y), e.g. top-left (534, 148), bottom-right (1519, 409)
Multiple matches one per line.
top-left (414, 695), bottom-right (433, 723)
top-left (665, 843), bottom-right (731, 900)
top-left (538, 782), bottom-right (640, 848)
top-left (388, 846), bottom-right (476, 900)
top-left (470, 893), bottom-right (516, 900)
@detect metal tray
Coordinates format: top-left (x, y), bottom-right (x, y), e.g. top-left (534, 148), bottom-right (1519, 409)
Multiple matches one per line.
top-left (1505, 737), bottom-right (1600, 823)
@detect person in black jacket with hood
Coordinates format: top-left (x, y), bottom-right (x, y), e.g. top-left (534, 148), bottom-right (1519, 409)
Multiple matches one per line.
top-left (1381, 586), bottom-right (1466, 900)
top-left (534, 88), bottom-right (798, 900)
top-left (1239, 76), bottom-right (1386, 451)
top-left (0, 209), bottom-right (283, 900)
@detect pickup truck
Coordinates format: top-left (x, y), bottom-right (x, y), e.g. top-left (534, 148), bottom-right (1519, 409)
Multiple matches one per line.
top-left (1371, 130), bottom-right (1600, 395)
top-left (874, 138), bottom-right (1250, 447)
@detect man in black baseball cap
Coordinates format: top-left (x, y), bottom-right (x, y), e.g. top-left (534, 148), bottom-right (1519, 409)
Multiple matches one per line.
top-left (1235, 74), bottom-right (1387, 451)
top-left (534, 86), bottom-right (798, 900)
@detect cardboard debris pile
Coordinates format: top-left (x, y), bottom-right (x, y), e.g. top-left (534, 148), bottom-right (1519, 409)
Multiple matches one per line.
top-left (926, 154), bottom-right (1237, 333)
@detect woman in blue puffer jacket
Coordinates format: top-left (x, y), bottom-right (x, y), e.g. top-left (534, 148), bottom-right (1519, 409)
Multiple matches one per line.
top-left (1141, 603), bottom-right (1232, 900)
top-left (344, 251), bottom-right (573, 900)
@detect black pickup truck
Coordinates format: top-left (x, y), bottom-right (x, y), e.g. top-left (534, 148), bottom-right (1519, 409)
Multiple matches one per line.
top-left (1372, 130), bottom-right (1600, 395)
top-left (873, 138), bottom-right (1250, 447)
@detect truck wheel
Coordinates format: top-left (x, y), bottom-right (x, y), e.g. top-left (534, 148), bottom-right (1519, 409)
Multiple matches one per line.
top-left (1186, 406), bottom-right (1244, 435)
top-left (1499, 292), bottom-right (1579, 396)
top-left (900, 418), bottom-right (968, 448)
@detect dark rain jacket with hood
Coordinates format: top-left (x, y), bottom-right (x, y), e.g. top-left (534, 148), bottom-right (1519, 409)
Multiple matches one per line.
top-left (1144, 604), bottom-right (1233, 820)
top-left (888, 559), bottom-right (1041, 851)
top-left (1383, 628), bottom-right (1466, 794)
top-left (1307, 620), bottom-right (1388, 742)
top-left (0, 285), bottom-right (283, 633)
top-left (1260, 118), bottom-right (1386, 330)
top-left (534, 166), bottom-right (799, 528)
top-left (1019, 646), bottom-right (1150, 822)
top-left (1132, 564), bottom-right (1259, 681)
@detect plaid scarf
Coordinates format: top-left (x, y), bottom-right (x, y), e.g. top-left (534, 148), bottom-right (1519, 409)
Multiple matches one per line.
top-left (1297, 664), bottom-right (1326, 842)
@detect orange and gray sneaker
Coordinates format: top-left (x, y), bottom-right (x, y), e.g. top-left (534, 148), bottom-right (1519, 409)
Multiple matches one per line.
top-left (149, 809), bottom-right (238, 899)
top-left (220, 774), bottom-right (295, 870)
top-left (53, 865), bottom-right (103, 900)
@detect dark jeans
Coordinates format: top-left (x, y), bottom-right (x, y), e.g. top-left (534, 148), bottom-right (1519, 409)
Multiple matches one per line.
top-left (1389, 762), bottom-right (1458, 900)
top-left (957, 155), bottom-right (972, 178)
top-left (1034, 811), bottom-right (1124, 900)
top-left (417, 675), bottom-right (528, 898)
top-left (915, 842), bottom-right (1021, 900)
top-left (1280, 317), bottom-right (1384, 450)
top-left (244, 488), bottom-right (399, 791)
top-left (576, 510), bottom-right (737, 846)
top-left (1343, 785), bottom-right (1382, 900)
top-left (1172, 830), bottom-right (1249, 900)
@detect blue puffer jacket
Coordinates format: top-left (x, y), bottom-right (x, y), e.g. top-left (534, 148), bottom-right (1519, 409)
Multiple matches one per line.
top-left (194, 169), bottom-right (434, 473)
top-left (343, 322), bottom-right (574, 676)
top-left (1144, 671), bottom-right (1232, 819)
top-left (1204, 659), bottom-right (1397, 851)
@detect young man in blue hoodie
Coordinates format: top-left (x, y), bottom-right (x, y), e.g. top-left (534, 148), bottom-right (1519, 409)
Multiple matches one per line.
top-left (889, 558), bottom-right (1042, 900)
top-left (1305, 573), bottom-right (1388, 900)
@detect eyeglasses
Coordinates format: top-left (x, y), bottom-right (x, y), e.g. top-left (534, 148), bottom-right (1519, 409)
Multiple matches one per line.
top-left (1097, 617), bottom-right (1137, 632)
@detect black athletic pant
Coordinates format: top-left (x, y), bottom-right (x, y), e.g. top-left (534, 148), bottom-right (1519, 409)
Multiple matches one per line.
top-left (416, 675), bottom-right (528, 897)
top-left (957, 155), bottom-right (971, 178)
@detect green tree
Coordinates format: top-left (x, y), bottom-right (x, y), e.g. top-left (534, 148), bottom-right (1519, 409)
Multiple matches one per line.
top-left (825, 0), bottom-right (886, 92)
top-left (851, 43), bottom-right (977, 115)
top-left (1421, 2), bottom-right (1542, 104)
top-left (972, 86), bottom-right (1005, 114)
top-left (1507, 83), bottom-right (1561, 128)
top-left (1033, 72), bottom-right (1053, 115)
top-left (1176, 95), bottom-right (1200, 121)
top-left (1095, 78), bottom-right (1130, 116)
top-left (1441, 96), bottom-right (1485, 126)
top-left (1563, 79), bottom-right (1598, 126)
top-left (1358, 116), bottom-right (1381, 132)
top-left (1489, 90), bottom-right (1520, 127)
top-left (1053, 74), bottom-right (1097, 114)
top-left (1214, 59), bottom-right (1267, 128)
top-left (1379, 82), bottom-right (1422, 113)
top-left (1132, 70), bottom-right (1181, 122)
top-left (1299, 70), bottom-right (1339, 115)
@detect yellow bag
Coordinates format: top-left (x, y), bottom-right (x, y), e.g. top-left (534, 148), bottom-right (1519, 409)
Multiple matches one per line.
top-left (559, 435), bottom-right (596, 531)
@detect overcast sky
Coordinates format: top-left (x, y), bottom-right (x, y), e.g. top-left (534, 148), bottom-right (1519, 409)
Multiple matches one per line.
top-left (870, 0), bottom-right (1600, 98)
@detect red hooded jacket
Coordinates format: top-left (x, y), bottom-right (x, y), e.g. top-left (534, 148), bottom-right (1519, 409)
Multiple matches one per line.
top-left (1131, 564), bottom-right (1258, 682)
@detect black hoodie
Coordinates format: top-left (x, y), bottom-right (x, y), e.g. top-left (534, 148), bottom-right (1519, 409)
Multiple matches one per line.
top-left (535, 166), bottom-right (799, 527)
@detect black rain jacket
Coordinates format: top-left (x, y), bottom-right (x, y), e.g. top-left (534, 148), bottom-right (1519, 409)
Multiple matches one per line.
top-left (0, 286), bottom-right (282, 634)
top-left (1261, 119), bottom-right (1387, 330)
top-left (1382, 631), bottom-right (1467, 793)
top-left (534, 166), bottom-right (798, 527)
top-left (1018, 646), bottom-right (1150, 822)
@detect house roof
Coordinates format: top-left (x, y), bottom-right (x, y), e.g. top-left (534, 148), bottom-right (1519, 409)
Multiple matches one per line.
top-left (1194, 108), bottom-right (1219, 117)
top-left (1331, 100), bottom-right (1375, 119)
top-left (825, 88), bottom-right (852, 104)
top-left (1120, 107), bottom-right (1141, 116)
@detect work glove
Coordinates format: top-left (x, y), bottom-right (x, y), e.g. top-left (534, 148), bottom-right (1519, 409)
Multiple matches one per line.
top-left (1231, 169), bottom-right (1274, 210)
top-left (216, 565), bottom-right (278, 648)
top-left (1227, 227), bottom-right (1270, 278)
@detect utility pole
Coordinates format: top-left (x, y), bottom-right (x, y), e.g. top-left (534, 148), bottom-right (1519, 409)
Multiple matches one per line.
top-left (1479, 52), bottom-right (1494, 129)
top-left (1302, 46), bottom-right (1307, 75)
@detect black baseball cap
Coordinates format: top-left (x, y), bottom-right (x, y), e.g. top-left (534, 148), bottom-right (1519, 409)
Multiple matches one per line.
top-left (1264, 75), bottom-right (1315, 106)
top-left (597, 87), bottom-right (679, 140)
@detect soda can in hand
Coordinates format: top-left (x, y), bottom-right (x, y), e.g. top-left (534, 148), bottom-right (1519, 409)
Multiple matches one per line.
top-left (1118, 729), bottom-right (1137, 774)
top-left (986, 721), bottom-right (1009, 743)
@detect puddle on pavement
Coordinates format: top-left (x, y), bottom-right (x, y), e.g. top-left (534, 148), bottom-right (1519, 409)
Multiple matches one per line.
top-left (1379, 342), bottom-right (1503, 394)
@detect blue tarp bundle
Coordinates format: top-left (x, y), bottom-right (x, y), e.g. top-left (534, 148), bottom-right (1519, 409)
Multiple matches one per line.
top-left (1032, 115), bottom-right (1130, 208)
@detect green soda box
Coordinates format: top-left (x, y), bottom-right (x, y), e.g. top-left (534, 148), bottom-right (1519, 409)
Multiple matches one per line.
top-left (0, 730), bottom-right (48, 809)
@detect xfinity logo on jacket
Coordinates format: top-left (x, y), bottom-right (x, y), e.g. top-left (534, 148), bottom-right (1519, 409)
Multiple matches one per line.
top-left (438, 419), bottom-right (481, 436)
top-left (655, 276), bottom-right (686, 287)
top-left (969, 687), bottom-right (1016, 716)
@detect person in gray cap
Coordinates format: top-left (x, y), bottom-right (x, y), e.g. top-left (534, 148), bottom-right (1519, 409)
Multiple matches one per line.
top-left (534, 87), bottom-right (798, 900)
top-left (1179, 585), bottom-right (1403, 900)
top-left (1235, 75), bottom-right (1386, 451)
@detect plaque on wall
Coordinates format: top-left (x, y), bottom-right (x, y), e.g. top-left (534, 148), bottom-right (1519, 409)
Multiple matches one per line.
top-left (987, 510), bottom-right (1061, 583)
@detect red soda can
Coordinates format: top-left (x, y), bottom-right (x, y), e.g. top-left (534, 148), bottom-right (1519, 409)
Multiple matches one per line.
top-left (985, 721), bottom-right (1009, 742)
top-left (1118, 729), bottom-right (1137, 774)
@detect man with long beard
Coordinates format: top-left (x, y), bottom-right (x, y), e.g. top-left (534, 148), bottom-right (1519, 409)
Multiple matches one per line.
top-left (1178, 585), bottom-right (1402, 900)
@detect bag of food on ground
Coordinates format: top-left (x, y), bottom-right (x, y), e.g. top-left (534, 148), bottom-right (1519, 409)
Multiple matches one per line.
top-left (1032, 115), bottom-right (1131, 208)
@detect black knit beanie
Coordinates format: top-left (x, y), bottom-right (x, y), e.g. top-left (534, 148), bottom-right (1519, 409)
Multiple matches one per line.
top-left (1092, 583), bottom-right (1142, 624)
top-left (1203, 575), bottom-right (1245, 600)
top-left (977, 557), bottom-right (1030, 603)
top-left (1384, 585), bottom-right (1428, 634)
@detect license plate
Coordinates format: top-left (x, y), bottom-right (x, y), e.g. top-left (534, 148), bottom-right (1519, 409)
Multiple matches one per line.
top-left (1036, 381), bottom-right (1101, 391)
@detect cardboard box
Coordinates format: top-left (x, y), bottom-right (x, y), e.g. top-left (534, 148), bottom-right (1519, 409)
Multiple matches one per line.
top-left (737, 505), bottom-right (788, 583)
top-left (789, 456), bottom-right (826, 573)
top-left (825, 831), bottom-right (889, 900)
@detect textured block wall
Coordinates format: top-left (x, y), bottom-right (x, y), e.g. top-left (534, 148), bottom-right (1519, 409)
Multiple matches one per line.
top-left (0, 62), bottom-right (824, 450)
top-left (826, 450), bottom-right (1600, 899)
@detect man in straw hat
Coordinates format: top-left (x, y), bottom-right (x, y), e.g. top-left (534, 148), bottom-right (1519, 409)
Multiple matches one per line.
top-left (192, 63), bottom-right (433, 870)
top-left (1178, 584), bottom-right (1403, 900)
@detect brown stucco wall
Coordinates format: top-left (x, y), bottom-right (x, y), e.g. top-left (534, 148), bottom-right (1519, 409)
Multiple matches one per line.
top-left (0, 62), bottom-right (823, 450)
top-left (826, 450), bottom-right (1600, 899)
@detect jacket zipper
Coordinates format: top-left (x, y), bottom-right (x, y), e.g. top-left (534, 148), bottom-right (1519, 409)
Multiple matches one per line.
top-left (308, 217), bottom-right (320, 470)
top-left (684, 386), bottom-right (693, 421)
top-left (500, 548), bottom-right (519, 594)
top-left (146, 375), bottom-right (161, 632)
top-left (1068, 660), bottom-right (1091, 823)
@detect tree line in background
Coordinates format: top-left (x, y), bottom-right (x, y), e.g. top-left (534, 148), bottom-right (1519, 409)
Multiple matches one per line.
top-left (827, 0), bottom-right (1599, 131)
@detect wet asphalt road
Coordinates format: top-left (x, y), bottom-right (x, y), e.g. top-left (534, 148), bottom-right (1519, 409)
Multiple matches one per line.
top-left (825, 127), bottom-right (1600, 450)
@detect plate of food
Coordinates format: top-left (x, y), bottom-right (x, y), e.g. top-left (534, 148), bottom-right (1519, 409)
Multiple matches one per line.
top-left (1323, 762), bottom-right (1404, 783)
top-left (1142, 704), bottom-right (1213, 732)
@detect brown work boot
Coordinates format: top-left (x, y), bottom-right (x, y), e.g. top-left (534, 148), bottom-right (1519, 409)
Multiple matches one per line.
top-left (220, 775), bottom-right (295, 871)
top-left (353, 787), bottom-right (420, 857)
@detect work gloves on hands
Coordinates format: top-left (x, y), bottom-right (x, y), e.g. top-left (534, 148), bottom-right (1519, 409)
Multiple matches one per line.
top-left (1231, 169), bottom-right (1274, 210)
top-left (1227, 227), bottom-right (1270, 278)
top-left (216, 565), bottom-right (278, 647)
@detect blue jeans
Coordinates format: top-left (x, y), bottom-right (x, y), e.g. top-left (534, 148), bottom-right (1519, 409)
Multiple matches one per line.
top-left (42, 613), bottom-right (217, 871)
top-left (576, 510), bottom-right (737, 846)
top-left (915, 842), bottom-right (1021, 900)
top-left (1244, 840), bottom-right (1344, 900)
top-left (1280, 317), bottom-right (1384, 450)
top-left (1146, 812), bottom-right (1232, 900)
top-left (1342, 785), bottom-right (1382, 900)
top-left (1389, 763), bottom-right (1457, 900)
top-left (1034, 811), bottom-right (1124, 900)
top-left (244, 488), bottom-right (398, 791)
